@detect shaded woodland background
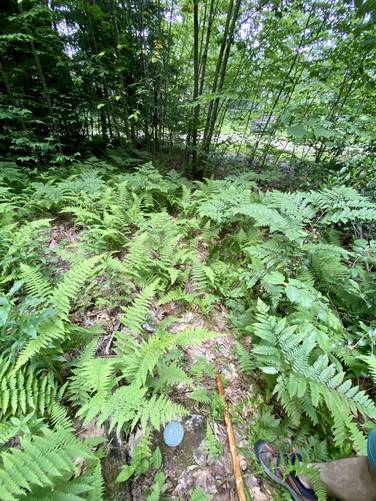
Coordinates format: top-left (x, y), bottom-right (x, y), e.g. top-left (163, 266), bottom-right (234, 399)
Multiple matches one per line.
top-left (1, 0), bottom-right (375, 179)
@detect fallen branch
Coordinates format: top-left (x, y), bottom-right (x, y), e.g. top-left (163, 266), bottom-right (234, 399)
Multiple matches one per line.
top-left (216, 373), bottom-right (247, 501)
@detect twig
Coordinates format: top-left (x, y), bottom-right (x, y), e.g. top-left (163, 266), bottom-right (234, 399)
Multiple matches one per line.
top-left (216, 373), bottom-right (247, 501)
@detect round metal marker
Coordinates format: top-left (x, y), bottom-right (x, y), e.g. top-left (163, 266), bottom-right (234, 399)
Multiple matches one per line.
top-left (163, 420), bottom-right (184, 447)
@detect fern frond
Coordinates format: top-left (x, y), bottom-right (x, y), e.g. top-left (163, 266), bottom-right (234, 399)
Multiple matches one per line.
top-left (15, 256), bottom-right (102, 369)
top-left (121, 280), bottom-right (159, 333)
top-left (190, 488), bottom-right (209, 501)
top-left (361, 355), bottom-right (376, 384)
top-left (146, 472), bottom-right (165, 501)
top-left (101, 384), bottom-right (147, 433)
top-left (191, 262), bottom-right (215, 293)
top-left (0, 361), bottom-right (59, 419)
top-left (0, 426), bottom-right (94, 500)
top-left (236, 342), bottom-right (253, 374)
top-left (50, 255), bottom-right (102, 318)
top-left (19, 265), bottom-right (52, 302)
top-left (205, 421), bottom-right (223, 458)
top-left (153, 362), bottom-right (192, 391)
top-left (140, 394), bottom-right (187, 431)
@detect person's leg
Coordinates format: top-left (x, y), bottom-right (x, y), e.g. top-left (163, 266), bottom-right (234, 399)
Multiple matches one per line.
top-left (312, 429), bottom-right (376, 501)
top-left (256, 429), bottom-right (376, 501)
top-left (314, 456), bottom-right (376, 501)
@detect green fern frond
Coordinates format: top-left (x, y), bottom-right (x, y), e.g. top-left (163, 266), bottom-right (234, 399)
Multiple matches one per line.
top-left (153, 362), bottom-right (192, 391)
top-left (172, 327), bottom-right (222, 347)
top-left (146, 472), bottom-right (166, 501)
top-left (0, 360), bottom-right (60, 419)
top-left (15, 256), bottom-right (102, 370)
top-left (116, 427), bottom-right (153, 482)
top-left (232, 203), bottom-right (306, 241)
top-left (361, 355), bottom-right (376, 384)
top-left (236, 342), bottom-right (253, 374)
top-left (50, 255), bottom-right (102, 318)
top-left (0, 426), bottom-right (94, 500)
top-left (191, 261), bottom-right (215, 293)
top-left (121, 280), bottom-right (159, 333)
top-left (190, 488), bottom-right (209, 501)
top-left (19, 265), bottom-right (52, 302)
top-left (205, 421), bottom-right (223, 458)
top-left (141, 394), bottom-right (187, 431)
top-left (158, 288), bottom-right (207, 311)
top-left (252, 302), bottom-right (376, 449)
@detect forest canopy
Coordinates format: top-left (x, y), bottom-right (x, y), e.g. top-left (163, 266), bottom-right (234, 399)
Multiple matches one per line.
top-left (1, 0), bottom-right (375, 175)
top-left (0, 1), bottom-right (376, 500)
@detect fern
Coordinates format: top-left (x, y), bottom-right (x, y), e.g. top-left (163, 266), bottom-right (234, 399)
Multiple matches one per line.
top-left (0, 425), bottom-right (96, 500)
top-left (146, 472), bottom-right (166, 501)
top-left (190, 488), bottom-right (209, 501)
top-left (116, 427), bottom-right (153, 482)
top-left (18, 266), bottom-right (52, 302)
top-left (49, 255), bottom-right (102, 318)
top-left (72, 327), bottom-right (219, 433)
top-left (362, 355), bottom-right (376, 384)
top-left (191, 261), bottom-right (215, 293)
top-left (4, 159), bottom-right (376, 486)
top-left (15, 256), bottom-right (102, 369)
top-left (205, 421), bottom-right (223, 458)
top-left (285, 462), bottom-right (327, 501)
top-left (153, 361), bottom-right (192, 391)
top-left (121, 280), bottom-right (159, 333)
top-left (250, 301), bottom-right (376, 450)
top-left (158, 288), bottom-right (210, 312)
top-left (236, 341), bottom-right (253, 374)
top-left (309, 186), bottom-right (376, 225)
top-left (232, 202), bottom-right (307, 241)
top-left (0, 358), bottom-right (62, 419)
top-left (0, 219), bottom-right (50, 281)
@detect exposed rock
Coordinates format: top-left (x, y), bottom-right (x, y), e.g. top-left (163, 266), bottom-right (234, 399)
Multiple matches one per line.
top-left (102, 433), bottom-right (132, 501)
top-left (244, 474), bottom-right (273, 501)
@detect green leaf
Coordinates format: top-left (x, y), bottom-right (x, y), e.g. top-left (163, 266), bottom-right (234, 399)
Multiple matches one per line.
top-left (190, 487), bottom-right (209, 501)
top-left (151, 447), bottom-right (162, 469)
top-left (261, 367), bottom-right (278, 374)
top-left (116, 465), bottom-right (135, 483)
top-left (313, 127), bottom-right (332, 138)
top-left (287, 125), bottom-right (308, 139)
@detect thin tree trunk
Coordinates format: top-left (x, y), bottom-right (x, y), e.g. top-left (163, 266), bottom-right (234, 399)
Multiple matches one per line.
top-left (199, 0), bottom-right (217, 97)
top-left (110, 0), bottom-right (130, 139)
top-left (190, 0), bottom-right (200, 173)
top-left (202, 0), bottom-right (242, 156)
top-left (251, 8), bottom-right (314, 163)
top-left (202, 0), bottom-right (235, 151)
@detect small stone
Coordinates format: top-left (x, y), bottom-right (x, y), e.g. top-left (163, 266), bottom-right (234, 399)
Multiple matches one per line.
top-left (240, 458), bottom-right (247, 471)
top-left (194, 468), bottom-right (217, 495)
top-left (245, 474), bottom-right (273, 501)
top-left (142, 321), bottom-right (156, 332)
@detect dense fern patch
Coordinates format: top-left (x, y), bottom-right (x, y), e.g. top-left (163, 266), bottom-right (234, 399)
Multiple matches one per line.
top-left (0, 159), bottom-right (375, 499)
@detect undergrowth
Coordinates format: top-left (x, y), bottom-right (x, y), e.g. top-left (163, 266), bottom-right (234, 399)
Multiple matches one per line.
top-left (0, 158), bottom-right (375, 499)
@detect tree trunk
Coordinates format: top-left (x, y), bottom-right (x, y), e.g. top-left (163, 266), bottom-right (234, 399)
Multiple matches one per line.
top-left (202, 0), bottom-right (242, 157)
top-left (190, 0), bottom-right (200, 175)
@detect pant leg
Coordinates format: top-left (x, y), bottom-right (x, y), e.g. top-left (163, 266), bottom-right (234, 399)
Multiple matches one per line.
top-left (316, 456), bottom-right (376, 501)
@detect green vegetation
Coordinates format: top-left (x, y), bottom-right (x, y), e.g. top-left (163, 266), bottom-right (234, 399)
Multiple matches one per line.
top-left (0, 160), bottom-right (375, 498)
top-left (1, 0), bottom-right (375, 499)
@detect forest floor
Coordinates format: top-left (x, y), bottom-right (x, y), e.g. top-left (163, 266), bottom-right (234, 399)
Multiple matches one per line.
top-left (46, 218), bottom-right (274, 500)
top-left (7, 158), bottom-right (374, 501)
top-left (131, 309), bottom-right (271, 500)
